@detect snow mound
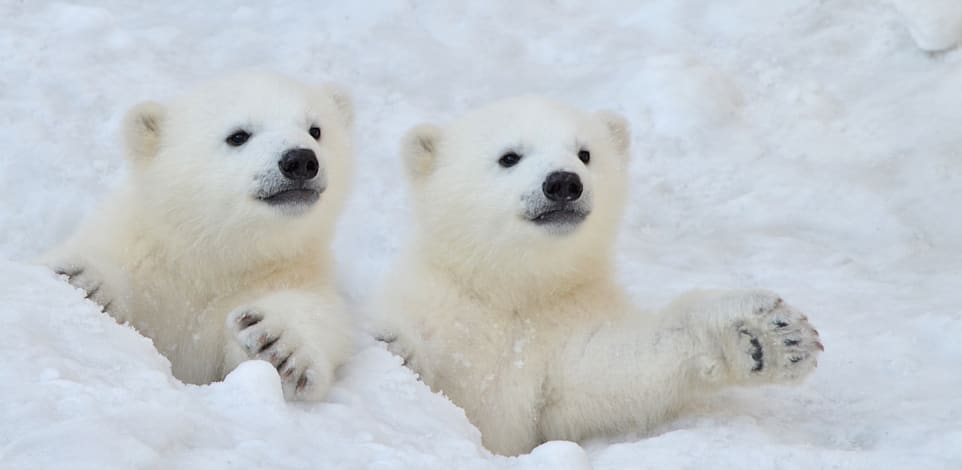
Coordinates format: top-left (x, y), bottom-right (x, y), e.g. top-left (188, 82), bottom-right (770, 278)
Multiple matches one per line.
top-left (629, 55), bottom-right (744, 139)
top-left (892, 0), bottom-right (962, 52)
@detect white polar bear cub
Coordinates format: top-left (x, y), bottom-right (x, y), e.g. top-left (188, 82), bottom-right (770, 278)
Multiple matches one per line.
top-left (42, 72), bottom-right (355, 401)
top-left (375, 96), bottom-right (824, 456)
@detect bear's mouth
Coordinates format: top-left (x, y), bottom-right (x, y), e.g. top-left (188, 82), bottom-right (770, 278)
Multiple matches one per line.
top-left (529, 206), bottom-right (589, 227)
top-left (258, 188), bottom-right (321, 207)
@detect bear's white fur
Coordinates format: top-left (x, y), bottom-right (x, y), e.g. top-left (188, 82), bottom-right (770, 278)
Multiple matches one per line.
top-left (42, 72), bottom-right (355, 401)
top-left (374, 96), bottom-right (824, 456)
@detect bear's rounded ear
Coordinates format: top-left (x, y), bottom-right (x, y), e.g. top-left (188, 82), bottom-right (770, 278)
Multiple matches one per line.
top-left (321, 84), bottom-right (354, 128)
top-left (401, 123), bottom-right (442, 181)
top-left (123, 101), bottom-right (166, 161)
top-left (595, 111), bottom-right (631, 156)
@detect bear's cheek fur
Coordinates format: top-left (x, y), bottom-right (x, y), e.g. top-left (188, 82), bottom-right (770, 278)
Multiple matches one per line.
top-left (421, 168), bottom-right (525, 232)
top-left (132, 143), bottom-right (279, 229)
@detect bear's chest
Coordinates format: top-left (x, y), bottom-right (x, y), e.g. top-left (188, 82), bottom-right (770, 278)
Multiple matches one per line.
top-left (428, 311), bottom-right (545, 384)
top-left (415, 306), bottom-right (558, 450)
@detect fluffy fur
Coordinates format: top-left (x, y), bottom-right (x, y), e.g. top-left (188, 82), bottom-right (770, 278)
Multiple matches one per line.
top-left (375, 96), bottom-right (823, 456)
top-left (42, 72), bottom-right (355, 401)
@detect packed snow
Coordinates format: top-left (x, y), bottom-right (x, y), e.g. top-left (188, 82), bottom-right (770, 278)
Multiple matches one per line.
top-left (1, 1), bottom-right (960, 468)
top-left (892, 0), bottom-right (962, 52)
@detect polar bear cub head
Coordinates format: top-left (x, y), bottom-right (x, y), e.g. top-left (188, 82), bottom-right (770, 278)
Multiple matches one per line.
top-left (122, 72), bottom-right (353, 257)
top-left (402, 96), bottom-right (630, 277)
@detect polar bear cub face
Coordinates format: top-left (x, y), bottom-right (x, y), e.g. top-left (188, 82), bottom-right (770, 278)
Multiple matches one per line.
top-left (123, 72), bottom-right (354, 247)
top-left (402, 96), bottom-right (631, 257)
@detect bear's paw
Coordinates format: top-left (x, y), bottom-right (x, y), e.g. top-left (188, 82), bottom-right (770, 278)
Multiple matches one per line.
top-left (227, 307), bottom-right (330, 401)
top-left (722, 292), bottom-right (823, 385)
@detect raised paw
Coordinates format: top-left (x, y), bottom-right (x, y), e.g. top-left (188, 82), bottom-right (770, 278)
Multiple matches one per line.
top-left (226, 308), bottom-right (328, 401)
top-left (723, 292), bottom-right (823, 385)
top-left (52, 262), bottom-right (114, 313)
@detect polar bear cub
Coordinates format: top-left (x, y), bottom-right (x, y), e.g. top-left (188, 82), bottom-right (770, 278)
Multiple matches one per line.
top-left (375, 96), bottom-right (824, 455)
top-left (42, 72), bottom-right (355, 401)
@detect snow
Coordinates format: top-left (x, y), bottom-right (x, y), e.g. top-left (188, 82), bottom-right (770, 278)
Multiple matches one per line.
top-left (892, 0), bottom-right (962, 52)
top-left (1, 1), bottom-right (960, 468)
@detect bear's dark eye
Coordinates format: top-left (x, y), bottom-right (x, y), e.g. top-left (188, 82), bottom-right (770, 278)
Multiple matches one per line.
top-left (499, 151), bottom-right (522, 168)
top-left (226, 130), bottom-right (251, 147)
top-left (578, 149), bottom-right (591, 164)
top-left (309, 126), bottom-right (321, 140)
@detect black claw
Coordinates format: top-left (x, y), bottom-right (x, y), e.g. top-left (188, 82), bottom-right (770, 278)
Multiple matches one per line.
top-left (236, 312), bottom-right (262, 329)
top-left (85, 284), bottom-right (101, 299)
top-left (247, 332), bottom-right (272, 352)
top-left (296, 374), bottom-right (309, 391)
top-left (258, 336), bottom-right (279, 353)
top-left (375, 334), bottom-right (398, 344)
top-left (276, 353), bottom-right (293, 373)
top-left (56, 267), bottom-right (83, 278)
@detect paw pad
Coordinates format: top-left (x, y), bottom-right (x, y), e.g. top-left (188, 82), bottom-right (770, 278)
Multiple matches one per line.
top-left (729, 294), bottom-right (822, 384)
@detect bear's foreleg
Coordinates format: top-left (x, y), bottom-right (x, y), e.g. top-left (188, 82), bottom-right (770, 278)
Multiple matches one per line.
top-left (540, 289), bottom-right (822, 441)
top-left (42, 252), bottom-right (131, 321)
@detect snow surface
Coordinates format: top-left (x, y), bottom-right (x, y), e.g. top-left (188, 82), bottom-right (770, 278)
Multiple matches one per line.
top-left (1, 1), bottom-right (961, 468)
top-left (892, 0), bottom-right (962, 52)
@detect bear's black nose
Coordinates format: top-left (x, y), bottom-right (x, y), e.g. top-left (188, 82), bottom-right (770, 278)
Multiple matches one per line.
top-left (543, 171), bottom-right (583, 202)
top-left (278, 148), bottom-right (319, 181)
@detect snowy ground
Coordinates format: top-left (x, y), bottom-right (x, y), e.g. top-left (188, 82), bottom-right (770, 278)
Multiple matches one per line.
top-left (1, 1), bottom-right (961, 468)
